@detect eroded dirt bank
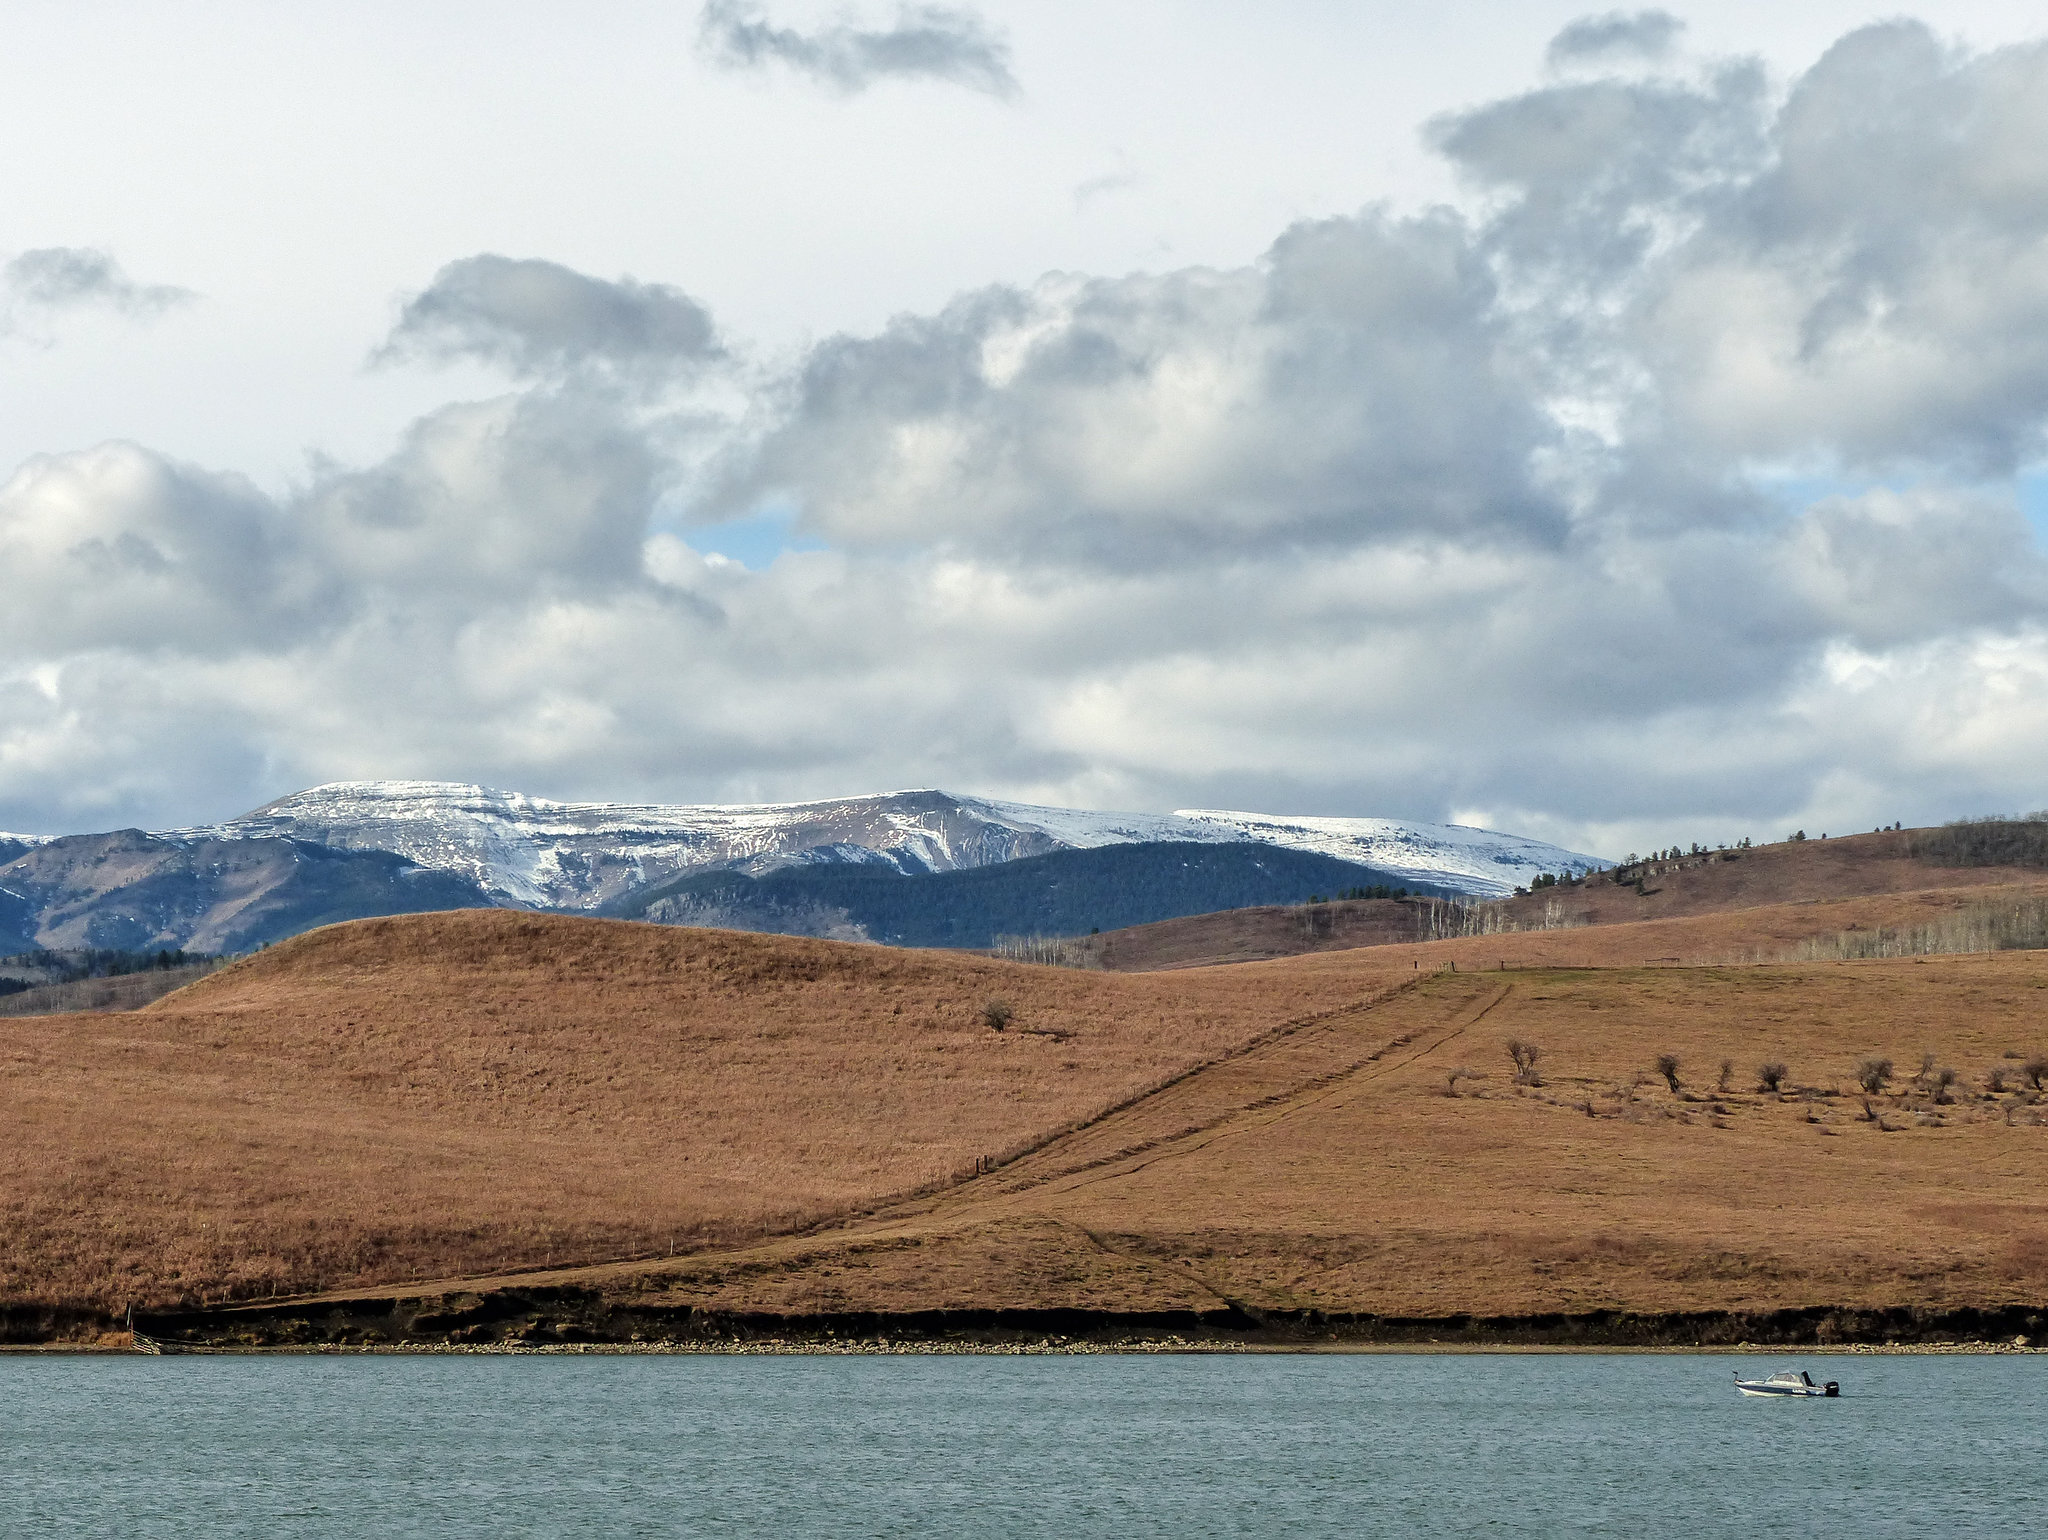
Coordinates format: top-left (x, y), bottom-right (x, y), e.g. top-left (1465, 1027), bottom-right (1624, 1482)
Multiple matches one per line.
top-left (126, 1290), bottom-right (2048, 1353)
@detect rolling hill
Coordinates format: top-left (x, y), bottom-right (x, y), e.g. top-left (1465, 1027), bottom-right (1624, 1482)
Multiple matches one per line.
top-left (3, 839), bottom-right (2045, 1345)
top-left (1076, 825), bottom-right (2048, 970)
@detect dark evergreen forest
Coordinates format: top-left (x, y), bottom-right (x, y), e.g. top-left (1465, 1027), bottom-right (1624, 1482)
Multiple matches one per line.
top-left (607, 840), bottom-right (1451, 948)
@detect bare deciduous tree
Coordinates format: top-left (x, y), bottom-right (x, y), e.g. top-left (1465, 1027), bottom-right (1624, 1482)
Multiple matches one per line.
top-left (1505, 1039), bottom-right (1542, 1086)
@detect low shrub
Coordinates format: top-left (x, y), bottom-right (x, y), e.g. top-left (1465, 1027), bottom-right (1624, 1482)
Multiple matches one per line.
top-left (1854, 1057), bottom-right (1894, 1095)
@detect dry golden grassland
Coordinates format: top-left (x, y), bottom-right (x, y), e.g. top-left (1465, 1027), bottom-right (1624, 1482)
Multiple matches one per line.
top-left (6, 893), bottom-right (2047, 1334)
top-left (455, 957), bottom-right (2048, 1323)
top-left (0, 910), bottom-right (1380, 1318)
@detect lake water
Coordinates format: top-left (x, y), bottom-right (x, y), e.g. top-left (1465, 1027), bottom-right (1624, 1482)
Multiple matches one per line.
top-left (2, 1351), bottom-right (2040, 1537)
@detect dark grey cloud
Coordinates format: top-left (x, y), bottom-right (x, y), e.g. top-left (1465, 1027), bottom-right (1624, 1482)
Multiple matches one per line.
top-left (1546, 10), bottom-right (1685, 70)
top-left (698, 1), bottom-right (1017, 97)
top-left (4, 247), bottom-right (193, 320)
top-left (378, 255), bottom-right (722, 381)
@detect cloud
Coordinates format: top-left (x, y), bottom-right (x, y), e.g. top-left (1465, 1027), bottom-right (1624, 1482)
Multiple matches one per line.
top-left (697, 1), bottom-right (1017, 97)
top-left (1073, 170), bottom-right (1142, 211)
top-left (4, 247), bottom-right (193, 321)
top-left (8, 21), bottom-right (2048, 860)
top-left (716, 210), bottom-right (1559, 567)
top-left (377, 255), bottom-right (722, 381)
top-left (1545, 10), bottom-right (1686, 70)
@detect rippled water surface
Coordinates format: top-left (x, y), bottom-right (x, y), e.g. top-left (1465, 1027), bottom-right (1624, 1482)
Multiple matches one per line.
top-left (3, 1351), bottom-right (2040, 1537)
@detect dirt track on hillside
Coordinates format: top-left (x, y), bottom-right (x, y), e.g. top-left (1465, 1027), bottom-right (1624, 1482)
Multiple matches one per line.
top-left (256, 954), bottom-right (2048, 1332)
top-left (7, 883), bottom-right (2048, 1340)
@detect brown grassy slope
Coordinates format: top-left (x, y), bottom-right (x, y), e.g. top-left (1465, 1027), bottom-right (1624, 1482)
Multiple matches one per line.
top-left (1089, 897), bottom-right (1420, 970)
top-left (399, 955), bottom-right (2048, 1323)
top-left (1492, 828), bottom-right (2041, 926)
top-left (1090, 830), bottom-right (2048, 970)
top-left (0, 909), bottom-right (1386, 1316)
top-left (1087, 879), bottom-right (2048, 978)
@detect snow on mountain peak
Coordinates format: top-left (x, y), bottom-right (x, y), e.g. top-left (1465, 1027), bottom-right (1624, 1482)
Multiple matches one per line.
top-left (162, 780), bottom-right (1605, 910)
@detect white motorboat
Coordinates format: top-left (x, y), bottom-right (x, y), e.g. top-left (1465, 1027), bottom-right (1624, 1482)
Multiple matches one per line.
top-left (1734, 1369), bottom-right (1839, 1398)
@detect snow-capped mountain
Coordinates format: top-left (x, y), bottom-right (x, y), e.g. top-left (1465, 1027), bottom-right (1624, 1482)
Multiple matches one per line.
top-left (176, 781), bottom-right (1606, 907)
top-left (1165, 810), bottom-right (1606, 899)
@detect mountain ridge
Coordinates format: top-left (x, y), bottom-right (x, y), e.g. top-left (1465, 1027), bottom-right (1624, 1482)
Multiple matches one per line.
top-left (0, 781), bottom-right (1606, 959)
top-left (176, 780), bottom-right (1607, 908)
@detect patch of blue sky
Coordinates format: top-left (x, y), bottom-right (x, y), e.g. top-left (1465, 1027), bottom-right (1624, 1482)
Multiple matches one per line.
top-left (1745, 467), bottom-right (2048, 549)
top-left (2018, 470), bottom-right (2048, 547)
top-left (678, 505), bottom-right (829, 570)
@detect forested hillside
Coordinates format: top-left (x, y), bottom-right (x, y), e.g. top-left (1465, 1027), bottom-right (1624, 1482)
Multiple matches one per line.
top-left (606, 840), bottom-right (1442, 947)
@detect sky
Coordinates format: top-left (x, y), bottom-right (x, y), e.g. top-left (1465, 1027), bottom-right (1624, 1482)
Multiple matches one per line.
top-left (6, 1), bottom-right (2048, 858)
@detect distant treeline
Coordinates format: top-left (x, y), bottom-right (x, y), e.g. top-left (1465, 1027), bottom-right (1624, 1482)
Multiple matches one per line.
top-left (1786, 893), bottom-right (2048, 963)
top-left (1910, 815), bottom-right (2048, 870)
top-left (0, 946), bottom-right (216, 998)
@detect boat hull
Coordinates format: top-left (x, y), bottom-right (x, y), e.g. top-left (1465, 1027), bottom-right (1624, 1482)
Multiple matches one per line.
top-left (1735, 1375), bottom-right (1839, 1398)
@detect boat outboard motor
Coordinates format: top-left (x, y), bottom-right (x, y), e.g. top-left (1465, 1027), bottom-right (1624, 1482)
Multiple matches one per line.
top-left (1823, 1381), bottom-right (1840, 1397)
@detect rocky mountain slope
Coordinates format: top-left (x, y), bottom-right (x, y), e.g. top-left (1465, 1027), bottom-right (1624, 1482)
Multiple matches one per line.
top-left (0, 781), bottom-right (1604, 955)
top-left (0, 831), bottom-right (493, 953)
top-left (183, 782), bottom-right (1604, 906)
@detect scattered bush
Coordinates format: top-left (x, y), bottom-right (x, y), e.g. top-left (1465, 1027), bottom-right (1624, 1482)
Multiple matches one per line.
top-left (1716, 1059), bottom-right (1733, 1093)
top-left (1757, 1062), bottom-right (1789, 1093)
top-left (1655, 1054), bottom-right (1681, 1093)
top-left (1987, 1066), bottom-right (2010, 1094)
top-left (981, 997), bottom-right (1013, 1032)
top-left (2024, 1057), bottom-right (2048, 1092)
top-left (1854, 1057), bottom-right (1894, 1095)
top-left (1933, 1067), bottom-right (1958, 1105)
top-left (1446, 1066), bottom-right (1474, 1097)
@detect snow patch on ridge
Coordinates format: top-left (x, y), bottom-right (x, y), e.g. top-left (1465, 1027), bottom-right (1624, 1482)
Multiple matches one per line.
top-left (1172, 810), bottom-right (1606, 899)
top-left (169, 781), bottom-right (1608, 910)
